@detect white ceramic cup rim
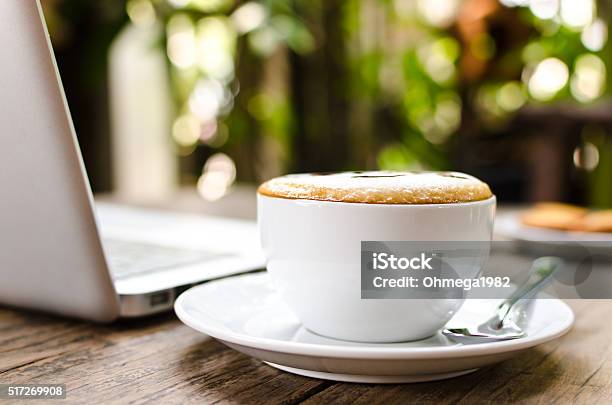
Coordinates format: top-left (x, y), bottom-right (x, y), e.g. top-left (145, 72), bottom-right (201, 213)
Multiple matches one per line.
top-left (257, 193), bottom-right (496, 208)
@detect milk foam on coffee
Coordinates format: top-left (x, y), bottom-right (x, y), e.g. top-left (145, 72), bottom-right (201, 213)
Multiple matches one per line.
top-left (258, 171), bottom-right (492, 204)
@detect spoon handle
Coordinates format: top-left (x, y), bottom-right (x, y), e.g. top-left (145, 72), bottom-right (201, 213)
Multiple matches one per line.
top-left (492, 256), bottom-right (563, 329)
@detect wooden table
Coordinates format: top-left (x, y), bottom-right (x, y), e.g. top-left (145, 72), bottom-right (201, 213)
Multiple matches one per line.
top-left (2, 189), bottom-right (611, 404)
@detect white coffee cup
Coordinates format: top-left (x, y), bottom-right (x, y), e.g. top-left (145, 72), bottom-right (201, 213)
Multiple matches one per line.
top-left (257, 193), bottom-right (495, 342)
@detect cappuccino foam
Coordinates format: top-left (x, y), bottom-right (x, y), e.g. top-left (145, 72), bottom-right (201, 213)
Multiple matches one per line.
top-left (258, 171), bottom-right (493, 204)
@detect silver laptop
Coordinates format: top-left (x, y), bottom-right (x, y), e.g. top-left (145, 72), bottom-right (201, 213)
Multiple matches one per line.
top-left (0, 0), bottom-right (265, 321)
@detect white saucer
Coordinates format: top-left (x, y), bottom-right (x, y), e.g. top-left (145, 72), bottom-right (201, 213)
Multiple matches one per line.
top-left (174, 272), bottom-right (574, 383)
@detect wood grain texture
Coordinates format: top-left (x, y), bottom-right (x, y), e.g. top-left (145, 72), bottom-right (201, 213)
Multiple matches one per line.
top-left (0, 300), bottom-right (610, 404)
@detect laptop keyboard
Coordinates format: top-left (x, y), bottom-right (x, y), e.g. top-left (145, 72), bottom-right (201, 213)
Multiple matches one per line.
top-left (102, 239), bottom-right (230, 279)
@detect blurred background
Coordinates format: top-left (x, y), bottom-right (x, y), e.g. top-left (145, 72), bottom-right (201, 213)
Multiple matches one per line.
top-left (41, 0), bottom-right (612, 206)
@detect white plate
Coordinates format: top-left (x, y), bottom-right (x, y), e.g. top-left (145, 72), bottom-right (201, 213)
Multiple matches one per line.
top-left (496, 211), bottom-right (612, 244)
top-left (174, 272), bottom-right (574, 383)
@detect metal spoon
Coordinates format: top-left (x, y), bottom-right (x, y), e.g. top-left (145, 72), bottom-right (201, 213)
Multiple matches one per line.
top-left (442, 256), bottom-right (563, 344)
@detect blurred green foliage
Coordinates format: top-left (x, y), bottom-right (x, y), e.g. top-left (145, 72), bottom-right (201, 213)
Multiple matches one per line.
top-left (129, 0), bottom-right (607, 187)
top-left (47, 0), bottom-right (612, 202)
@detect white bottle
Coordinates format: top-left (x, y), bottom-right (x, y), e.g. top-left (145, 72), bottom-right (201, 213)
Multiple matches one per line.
top-left (108, 21), bottom-right (177, 202)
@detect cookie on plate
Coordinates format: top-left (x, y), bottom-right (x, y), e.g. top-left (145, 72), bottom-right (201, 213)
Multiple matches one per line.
top-left (569, 210), bottom-right (612, 233)
top-left (520, 202), bottom-right (588, 230)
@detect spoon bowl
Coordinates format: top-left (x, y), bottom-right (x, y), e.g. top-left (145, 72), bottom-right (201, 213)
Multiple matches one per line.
top-left (442, 256), bottom-right (563, 344)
